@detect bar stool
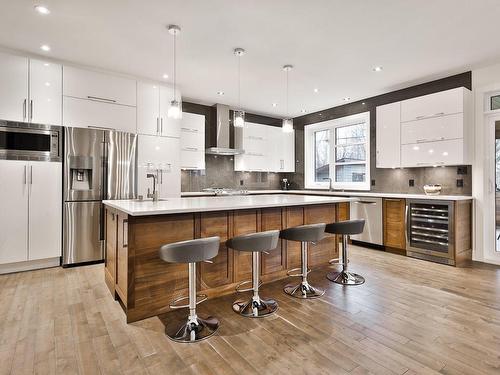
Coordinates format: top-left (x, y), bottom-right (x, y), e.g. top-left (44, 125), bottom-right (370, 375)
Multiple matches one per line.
top-left (227, 230), bottom-right (280, 318)
top-left (159, 236), bottom-right (220, 343)
top-left (325, 220), bottom-right (365, 285)
top-left (279, 223), bottom-right (326, 299)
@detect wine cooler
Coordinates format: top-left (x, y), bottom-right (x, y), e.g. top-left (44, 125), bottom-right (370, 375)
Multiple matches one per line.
top-left (406, 199), bottom-right (455, 265)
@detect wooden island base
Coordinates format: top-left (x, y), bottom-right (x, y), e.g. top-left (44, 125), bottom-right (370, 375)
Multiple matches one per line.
top-left (104, 202), bottom-right (349, 323)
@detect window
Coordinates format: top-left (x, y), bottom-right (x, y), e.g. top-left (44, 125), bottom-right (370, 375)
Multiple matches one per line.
top-left (305, 112), bottom-right (370, 190)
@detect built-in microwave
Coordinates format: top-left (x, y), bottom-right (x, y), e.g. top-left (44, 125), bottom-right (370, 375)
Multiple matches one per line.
top-left (0, 120), bottom-right (62, 162)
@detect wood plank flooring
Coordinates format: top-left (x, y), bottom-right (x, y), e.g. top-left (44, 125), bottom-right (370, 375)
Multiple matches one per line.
top-left (1, 246), bottom-right (499, 375)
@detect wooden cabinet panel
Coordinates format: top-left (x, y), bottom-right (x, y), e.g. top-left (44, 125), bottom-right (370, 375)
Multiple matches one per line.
top-left (285, 206), bottom-right (304, 269)
top-left (261, 208), bottom-right (285, 275)
top-left (383, 198), bottom-right (406, 250)
top-left (304, 204), bottom-right (336, 267)
top-left (199, 212), bottom-right (233, 289)
top-left (105, 209), bottom-right (117, 295)
top-left (116, 213), bottom-right (129, 304)
top-left (233, 210), bottom-right (258, 282)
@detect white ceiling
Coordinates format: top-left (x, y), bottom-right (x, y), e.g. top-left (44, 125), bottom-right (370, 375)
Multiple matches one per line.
top-left (0, 0), bottom-right (499, 117)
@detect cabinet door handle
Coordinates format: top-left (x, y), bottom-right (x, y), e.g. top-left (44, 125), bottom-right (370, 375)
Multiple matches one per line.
top-left (23, 99), bottom-right (27, 120)
top-left (156, 117), bottom-right (159, 135)
top-left (123, 219), bottom-right (128, 248)
top-left (183, 147), bottom-right (198, 151)
top-left (434, 112), bottom-right (445, 116)
top-left (181, 127), bottom-right (198, 133)
top-left (161, 117), bottom-right (163, 135)
top-left (87, 95), bottom-right (116, 103)
top-left (385, 198), bottom-right (402, 202)
top-left (30, 165), bottom-right (33, 185)
top-left (30, 100), bottom-right (33, 120)
top-left (24, 165), bottom-right (27, 184)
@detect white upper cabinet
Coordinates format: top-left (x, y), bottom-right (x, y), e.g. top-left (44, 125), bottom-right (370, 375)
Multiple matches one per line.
top-left (0, 52), bottom-right (28, 122)
top-left (63, 66), bottom-right (136, 106)
top-left (29, 59), bottom-right (62, 125)
top-left (63, 96), bottom-right (136, 132)
top-left (136, 82), bottom-right (180, 138)
top-left (400, 87), bottom-right (465, 122)
top-left (180, 112), bottom-right (205, 170)
top-left (137, 135), bottom-right (180, 198)
top-left (235, 122), bottom-right (294, 172)
top-left (376, 87), bottom-right (472, 168)
top-left (376, 102), bottom-right (401, 168)
top-left (137, 82), bottom-right (160, 136)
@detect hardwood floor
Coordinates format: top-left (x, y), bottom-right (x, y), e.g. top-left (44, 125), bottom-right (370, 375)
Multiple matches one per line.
top-left (1, 246), bottom-right (499, 375)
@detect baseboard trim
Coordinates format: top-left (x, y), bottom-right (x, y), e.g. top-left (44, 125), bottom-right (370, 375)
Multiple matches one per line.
top-left (0, 257), bottom-right (61, 275)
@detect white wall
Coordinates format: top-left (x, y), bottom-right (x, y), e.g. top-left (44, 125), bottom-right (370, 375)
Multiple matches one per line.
top-left (472, 62), bottom-right (500, 265)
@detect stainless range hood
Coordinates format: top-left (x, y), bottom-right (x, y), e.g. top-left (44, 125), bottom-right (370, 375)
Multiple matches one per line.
top-left (205, 104), bottom-right (244, 155)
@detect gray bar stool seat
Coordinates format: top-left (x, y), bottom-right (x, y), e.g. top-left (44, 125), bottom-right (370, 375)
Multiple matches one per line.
top-left (325, 220), bottom-right (365, 286)
top-left (226, 230), bottom-right (280, 318)
top-left (279, 223), bottom-right (326, 299)
top-left (159, 236), bottom-right (220, 343)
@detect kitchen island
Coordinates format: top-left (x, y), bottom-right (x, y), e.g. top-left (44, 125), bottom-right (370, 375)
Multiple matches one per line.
top-left (103, 194), bottom-right (355, 322)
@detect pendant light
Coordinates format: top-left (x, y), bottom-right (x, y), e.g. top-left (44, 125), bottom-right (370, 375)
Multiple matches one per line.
top-left (282, 64), bottom-right (294, 133)
top-left (233, 48), bottom-right (245, 128)
top-left (167, 24), bottom-right (182, 119)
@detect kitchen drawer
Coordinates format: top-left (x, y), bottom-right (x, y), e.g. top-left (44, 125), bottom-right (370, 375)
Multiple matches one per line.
top-left (63, 96), bottom-right (136, 132)
top-left (401, 138), bottom-right (464, 167)
top-left (383, 198), bottom-right (406, 250)
top-left (401, 113), bottom-right (463, 144)
top-left (180, 130), bottom-right (204, 150)
top-left (180, 149), bottom-right (205, 170)
top-left (401, 87), bottom-right (464, 123)
top-left (63, 66), bottom-right (136, 107)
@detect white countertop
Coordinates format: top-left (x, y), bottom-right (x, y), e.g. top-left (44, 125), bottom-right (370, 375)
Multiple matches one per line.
top-left (181, 190), bottom-right (473, 201)
top-left (103, 194), bottom-right (357, 216)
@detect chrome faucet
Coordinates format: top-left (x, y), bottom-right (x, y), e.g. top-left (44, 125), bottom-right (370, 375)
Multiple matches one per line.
top-left (323, 177), bottom-right (333, 192)
top-left (146, 170), bottom-right (159, 202)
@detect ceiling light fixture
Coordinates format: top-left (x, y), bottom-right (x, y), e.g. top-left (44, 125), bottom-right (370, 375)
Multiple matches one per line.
top-left (167, 25), bottom-right (182, 119)
top-left (272, 103), bottom-right (277, 107)
top-left (313, 88), bottom-right (319, 93)
top-left (343, 97), bottom-right (351, 102)
top-left (282, 65), bottom-right (294, 133)
top-left (300, 109), bottom-right (307, 113)
top-left (34, 5), bottom-right (50, 14)
top-left (40, 44), bottom-right (50, 52)
top-left (372, 66), bottom-right (383, 72)
top-left (217, 91), bottom-right (224, 96)
top-left (233, 48), bottom-right (245, 128)
top-left (162, 73), bottom-right (168, 79)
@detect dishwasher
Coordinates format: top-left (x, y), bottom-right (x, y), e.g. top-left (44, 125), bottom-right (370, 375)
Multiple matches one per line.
top-left (349, 197), bottom-right (383, 246)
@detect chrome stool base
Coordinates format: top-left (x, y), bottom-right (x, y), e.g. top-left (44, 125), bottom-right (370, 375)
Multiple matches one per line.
top-left (284, 281), bottom-right (325, 299)
top-left (326, 270), bottom-right (365, 286)
top-left (232, 297), bottom-right (278, 318)
top-left (165, 315), bottom-right (220, 343)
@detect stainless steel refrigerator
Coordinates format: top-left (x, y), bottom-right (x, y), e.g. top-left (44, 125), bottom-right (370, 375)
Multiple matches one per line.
top-left (62, 127), bottom-right (137, 266)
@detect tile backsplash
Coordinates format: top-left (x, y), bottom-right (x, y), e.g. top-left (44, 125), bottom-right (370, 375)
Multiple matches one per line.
top-left (181, 154), bottom-right (283, 191)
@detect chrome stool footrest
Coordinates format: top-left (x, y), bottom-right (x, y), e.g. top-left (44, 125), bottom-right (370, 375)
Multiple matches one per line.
top-left (169, 294), bottom-right (208, 310)
top-left (286, 267), bottom-right (311, 278)
top-left (232, 296), bottom-right (278, 318)
top-left (165, 315), bottom-right (220, 343)
top-left (328, 258), bottom-right (340, 265)
top-left (235, 280), bottom-right (262, 293)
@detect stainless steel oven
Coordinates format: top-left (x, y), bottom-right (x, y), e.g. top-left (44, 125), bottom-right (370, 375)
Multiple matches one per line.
top-left (406, 199), bottom-right (455, 265)
top-left (0, 120), bottom-right (62, 162)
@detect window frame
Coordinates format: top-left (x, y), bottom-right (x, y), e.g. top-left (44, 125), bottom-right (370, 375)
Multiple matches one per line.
top-left (304, 111), bottom-right (371, 190)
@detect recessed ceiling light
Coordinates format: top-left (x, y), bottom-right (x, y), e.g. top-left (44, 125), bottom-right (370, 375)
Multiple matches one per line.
top-left (40, 44), bottom-right (50, 52)
top-left (217, 91), bottom-right (224, 96)
top-left (272, 103), bottom-right (277, 107)
top-left (300, 109), bottom-right (307, 113)
top-left (362, 102), bottom-right (366, 105)
top-left (343, 97), bottom-right (351, 102)
top-left (34, 5), bottom-right (50, 15)
top-left (372, 66), bottom-right (383, 72)
top-left (43, 62), bottom-right (50, 67)
top-left (162, 74), bottom-right (168, 79)
top-left (44, 82), bottom-right (50, 87)
top-left (313, 88), bottom-right (319, 93)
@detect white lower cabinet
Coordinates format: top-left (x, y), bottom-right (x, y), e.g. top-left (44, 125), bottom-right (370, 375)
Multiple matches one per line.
top-left (401, 139), bottom-right (464, 167)
top-left (137, 135), bottom-right (180, 198)
top-left (0, 160), bottom-right (61, 267)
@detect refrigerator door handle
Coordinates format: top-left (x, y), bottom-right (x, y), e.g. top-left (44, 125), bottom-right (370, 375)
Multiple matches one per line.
top-left (30, 165), bottom-right (33, 185)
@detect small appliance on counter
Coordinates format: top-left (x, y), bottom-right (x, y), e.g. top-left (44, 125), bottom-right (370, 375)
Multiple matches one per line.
top-left (423, 184), bottom-right (442, 195)
top-left (281, 178), bottom-right (291, 190)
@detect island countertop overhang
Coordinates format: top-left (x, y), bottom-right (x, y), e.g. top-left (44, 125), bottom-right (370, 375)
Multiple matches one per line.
top-left (103, 194), bottom-right (358, 216)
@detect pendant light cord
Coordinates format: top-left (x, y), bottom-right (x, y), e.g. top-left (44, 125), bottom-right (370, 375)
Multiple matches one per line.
top-left (286, 68), bottom-right (289, 118)
top-left (173, 32), bottom-right (177, 101)
top-left (238, 54), bottom-right (241, 110)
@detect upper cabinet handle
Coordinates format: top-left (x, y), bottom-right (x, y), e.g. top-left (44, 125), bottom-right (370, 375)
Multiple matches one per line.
top-left (30, 100), bottom-right (33, 120)
top-left (87, 95), bottom-right (117, 103)
top-left (23, 99), bottom-right (27, 120)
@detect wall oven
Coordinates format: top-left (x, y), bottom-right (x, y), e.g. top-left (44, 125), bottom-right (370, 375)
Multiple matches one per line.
top-left (406, 199), bottom-right (455, 265)
top-left (0, 120), bottom-right (61, 162)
